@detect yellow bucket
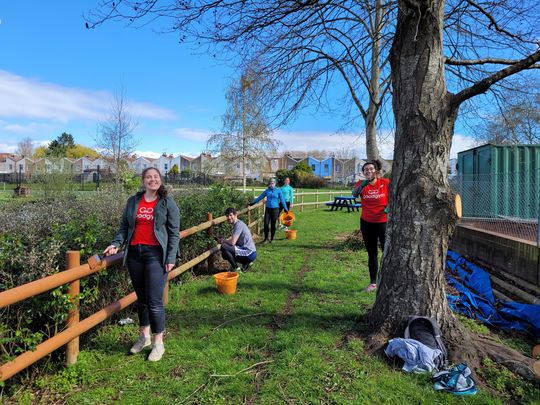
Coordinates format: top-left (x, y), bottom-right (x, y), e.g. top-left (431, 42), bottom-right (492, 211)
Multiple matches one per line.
top-left (285, 230), bottom-right (297, 240)
top-left (213, 272), bottom-right (239, 295)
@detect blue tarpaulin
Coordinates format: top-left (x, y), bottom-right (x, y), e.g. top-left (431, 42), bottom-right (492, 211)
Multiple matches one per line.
top-left (446, 250), bottom-right (540, 339)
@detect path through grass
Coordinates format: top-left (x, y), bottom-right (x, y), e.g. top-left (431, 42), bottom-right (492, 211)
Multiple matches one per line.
top-left (8, 210), bottom-right (509, 404)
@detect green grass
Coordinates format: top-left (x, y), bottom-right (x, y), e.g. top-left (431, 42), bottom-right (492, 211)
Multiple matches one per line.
top-left (2, 210), bottom-right (537, 404)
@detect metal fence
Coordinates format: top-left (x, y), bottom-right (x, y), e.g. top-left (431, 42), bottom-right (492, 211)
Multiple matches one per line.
top-left (450, 169), bottom-right (540, 245)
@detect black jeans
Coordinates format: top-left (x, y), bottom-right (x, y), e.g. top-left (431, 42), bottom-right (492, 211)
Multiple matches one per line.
top-left (220, 243), bottom-right (255, 269)
top-left (360, 219), bottom-right (386, 284)
top-left (127, 245), bottom-right (167, 334)
top-left (263, 207), bottom-right (280, 241)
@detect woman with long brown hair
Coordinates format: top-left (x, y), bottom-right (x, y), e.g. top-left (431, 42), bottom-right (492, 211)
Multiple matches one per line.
top-left (103, 167), bottom-right (180, 361)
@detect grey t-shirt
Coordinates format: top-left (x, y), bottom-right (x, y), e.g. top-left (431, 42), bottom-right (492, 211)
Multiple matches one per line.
top-left (232, 219), bottom-right (256, 252)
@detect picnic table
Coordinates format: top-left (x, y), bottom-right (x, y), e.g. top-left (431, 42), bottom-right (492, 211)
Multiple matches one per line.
top-left (325, 196), bottom-right (361, 212)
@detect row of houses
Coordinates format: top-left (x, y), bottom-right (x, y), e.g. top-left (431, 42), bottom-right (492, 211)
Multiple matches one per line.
top-left (0, 152), bottom-right (392, 184)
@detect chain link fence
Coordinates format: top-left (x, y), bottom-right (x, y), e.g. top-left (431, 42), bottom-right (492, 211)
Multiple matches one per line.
top-left (450, 169), bottom-right (540, 245)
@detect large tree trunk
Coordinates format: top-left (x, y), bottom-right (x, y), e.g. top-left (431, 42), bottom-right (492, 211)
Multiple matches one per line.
top-left (370, 0), bottom-right (458, 333)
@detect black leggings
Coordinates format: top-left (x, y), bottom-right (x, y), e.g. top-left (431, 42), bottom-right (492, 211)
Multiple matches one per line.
top-left (360, 219), bottom-right (386, 284)
top-left (263, 207), bottom-right (280, 241)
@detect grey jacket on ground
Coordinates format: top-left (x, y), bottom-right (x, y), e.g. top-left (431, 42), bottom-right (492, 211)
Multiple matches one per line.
top-left (112, 193), bottom-right (180, 267)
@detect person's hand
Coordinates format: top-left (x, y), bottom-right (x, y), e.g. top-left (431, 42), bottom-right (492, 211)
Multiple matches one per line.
top-left (165, 263), bottom-right (174, 272)
top-left (103, 245), bottom-right (118, 256)
top-left (216, 237), bottom-right (225, 244)
top-left (289, 204), bottom-right (293, 209)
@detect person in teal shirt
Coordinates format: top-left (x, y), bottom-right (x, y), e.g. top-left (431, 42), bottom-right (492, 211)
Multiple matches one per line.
top-left (279, 177), bottom-right (294, 214)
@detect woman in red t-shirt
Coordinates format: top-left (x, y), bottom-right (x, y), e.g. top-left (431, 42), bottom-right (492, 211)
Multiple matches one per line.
top-left (353, 160), bottom-right (390, 292)
top-left (103, 167), bottom-right (180, 362)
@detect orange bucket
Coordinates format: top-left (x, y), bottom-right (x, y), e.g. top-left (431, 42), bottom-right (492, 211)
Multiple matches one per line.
top-left (285, 230), bottom-right (297, 240)
top-left (280, 212), bottom-right (296, 223)
top-left (282, 219), bottom-right (293, 227)
top-left (213, 272), bottom-right (239, 295)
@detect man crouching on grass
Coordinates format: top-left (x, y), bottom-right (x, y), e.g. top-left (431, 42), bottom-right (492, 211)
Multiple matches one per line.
top-left (218, 207), bottom-right (257, 272)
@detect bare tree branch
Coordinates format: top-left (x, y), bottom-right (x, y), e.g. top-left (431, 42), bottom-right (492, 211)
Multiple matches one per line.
top-left (453, 49), bottom-right (540, 106)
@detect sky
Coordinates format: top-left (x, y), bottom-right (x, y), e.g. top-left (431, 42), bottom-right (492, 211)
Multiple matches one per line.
top-left (0, 1), bottom-right (476, 160)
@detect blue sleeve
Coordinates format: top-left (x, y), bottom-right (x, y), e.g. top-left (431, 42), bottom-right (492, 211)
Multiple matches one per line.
top-left (251, 189), bottom-right (267, 205)
top-left (278, 190), bottom-right (288, 211)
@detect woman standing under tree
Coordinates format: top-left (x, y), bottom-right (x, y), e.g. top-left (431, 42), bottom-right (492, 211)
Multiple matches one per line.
top-left (103, 167), bottom-right (180, 361)
top-left (250, 178), bottom-right (288, 244)
top-left (352, 160), bottom-right (390, 292)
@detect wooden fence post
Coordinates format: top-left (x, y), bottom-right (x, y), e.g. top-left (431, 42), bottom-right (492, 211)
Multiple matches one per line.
top-left (207, 213), bottom-right (215, 273)
top-left (66, 251), bottom-right (80, 366)
top-left (301, 194), bottom-right (304, 212)
top-left (316, 190), bottom-right (319, 209)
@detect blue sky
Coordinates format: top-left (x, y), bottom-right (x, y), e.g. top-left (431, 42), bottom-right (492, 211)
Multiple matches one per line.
top-left (0, 1), bottom-right (476, 159)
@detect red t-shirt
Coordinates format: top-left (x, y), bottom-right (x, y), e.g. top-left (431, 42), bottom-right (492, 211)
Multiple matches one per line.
top-left (130, 196), bottom-right (160, 246)
top-left (360, 177), bottom-right (390, 223)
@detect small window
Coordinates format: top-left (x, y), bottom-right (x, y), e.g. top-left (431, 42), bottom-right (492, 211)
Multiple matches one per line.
top-left (336, 164), bottom-right (341, 172)
top-left (164, 164), bottom-right (168, 170)
top-left (324, 164), bottom-right (329, 170)
top-left (311, 164), bottom-right (316, 171)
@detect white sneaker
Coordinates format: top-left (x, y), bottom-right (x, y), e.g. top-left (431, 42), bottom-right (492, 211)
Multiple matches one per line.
top-left (148, 342), bottom-right (165, 361)
top-left (130, 335), bottom-right (151, 354)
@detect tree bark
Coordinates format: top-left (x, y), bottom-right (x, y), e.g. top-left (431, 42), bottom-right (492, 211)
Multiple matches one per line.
top-left (370, 0), bottom-right (458, 333)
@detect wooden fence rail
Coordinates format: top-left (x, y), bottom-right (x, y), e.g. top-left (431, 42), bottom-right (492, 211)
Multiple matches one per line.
top-left (0, 202), bottom-right (264, 381)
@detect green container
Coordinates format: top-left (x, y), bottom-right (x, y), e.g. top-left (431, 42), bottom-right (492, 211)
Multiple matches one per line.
top-left (456, 144), bottom-right (540, 219)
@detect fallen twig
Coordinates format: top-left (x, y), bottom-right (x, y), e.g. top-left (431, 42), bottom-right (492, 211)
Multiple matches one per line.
top-left (210, 360), bottom-right (273, 378)
top-left (180, 383), bottom-right (207, 404)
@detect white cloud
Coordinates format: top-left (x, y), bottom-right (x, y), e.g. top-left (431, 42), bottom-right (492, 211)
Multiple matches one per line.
top-left (450, 133), bottom-right (476, 158)
top-left (171, 127), bottom-right (212, 142)
top-left (0, 70), bottom-right (177, 123)
top-left (0, 143), bottom-right (17, 153)
top-left (133, 150), bottom-right (163, 159)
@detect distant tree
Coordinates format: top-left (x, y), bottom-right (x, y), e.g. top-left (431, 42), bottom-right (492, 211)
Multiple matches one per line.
top-left (47, 133), bottom-right (75, 157)
top-left (475, 89), bottom-right (539, 145)
top-left (16, 137), bottom-right (35, 157)
top-left (33, 146), bottom-right (48, 159)
top-left (95, 87), bottom-right (138, 191)
top-left (66, 144), bottom-right (100, 159)
top-left (293, 161), bottom-right (313, 174)
top-left (169, 164), bottom-right (179, 175)
top-left (207, 66), bottom-right (279, 191)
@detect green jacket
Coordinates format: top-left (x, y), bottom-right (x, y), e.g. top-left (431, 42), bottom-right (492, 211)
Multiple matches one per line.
top-left (112, 193), bottom-right (180, 267)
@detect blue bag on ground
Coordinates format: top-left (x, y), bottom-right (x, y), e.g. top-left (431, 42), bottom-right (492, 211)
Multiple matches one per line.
top-left (433, 363), bottom-right (478, 395)
top-left (446, 250), bottom-right (540, 338)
